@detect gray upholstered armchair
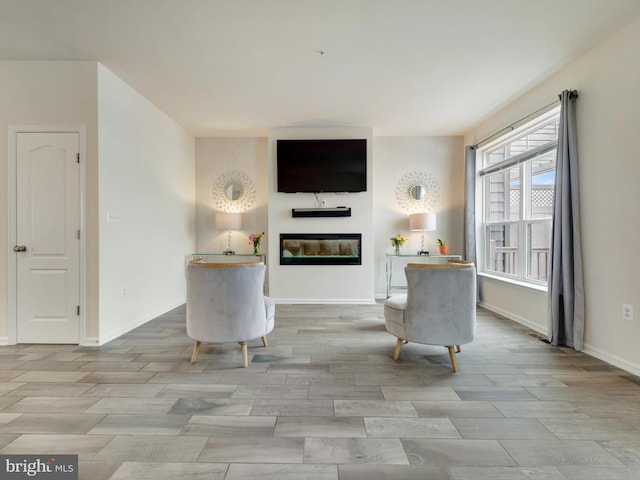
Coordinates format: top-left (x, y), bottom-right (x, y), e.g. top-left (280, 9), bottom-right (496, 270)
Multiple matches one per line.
top-left (383, 260), bottom-right (476, 372)
top-left (186, 261), bottom-right (275, 367)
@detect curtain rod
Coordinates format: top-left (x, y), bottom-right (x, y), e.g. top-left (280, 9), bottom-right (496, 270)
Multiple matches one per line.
top-left (471, 98), bottom-right (561, 149)
top-left (562, 89), bottom-right (579, 100)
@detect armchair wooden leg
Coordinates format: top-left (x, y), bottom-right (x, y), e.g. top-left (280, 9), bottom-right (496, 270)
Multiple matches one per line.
top-left (393, 338), bottom-right (404, 360)
top-left (261, 336), bottom-right (268, 347)
top-left (191, 341), bottom-right (201, 364)
top-left (447, 346), bottom-right (458, 373)
top-left (239, 341), bottom-right (248, 368)
top-left (456, 345), bottom-right (461, 353)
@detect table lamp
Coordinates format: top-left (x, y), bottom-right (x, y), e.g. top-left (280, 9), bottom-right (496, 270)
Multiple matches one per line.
top-left (215, 212), bottom-right (242, 254)
top-left (409, 212), bottom-right (436, 255)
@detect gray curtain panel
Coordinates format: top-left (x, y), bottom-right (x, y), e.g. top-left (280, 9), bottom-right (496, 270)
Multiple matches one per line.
top-left (548, 89), bottom-right (585, 350)
top-left (464, 145), bottom-right (479, 302)
top-left (464, 145), bottom-right (477, 266)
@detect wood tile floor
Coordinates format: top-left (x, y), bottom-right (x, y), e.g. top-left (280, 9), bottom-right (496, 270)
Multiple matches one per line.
top-left (1, 304), bottom-right (640, 479)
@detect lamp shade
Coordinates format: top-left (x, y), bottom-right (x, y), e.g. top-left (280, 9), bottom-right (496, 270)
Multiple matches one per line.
top-left (409, 212), bottom-right (436, 231)
top-left (215, 212), bottom-right (242, 230)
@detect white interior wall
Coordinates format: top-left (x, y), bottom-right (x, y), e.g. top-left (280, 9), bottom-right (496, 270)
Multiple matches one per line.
top-left (465, 16), bottom-right (640, 374)
top-left (372, 136), bottom-right (465, 298)
top-left (97, 64), bottom-right (195, 344)
top-left (267, 127), bottom-right (375, 303)
top-left (0, 61), bottom-right (99, 343)
top-left (195, 138), bottom-right (269, 254)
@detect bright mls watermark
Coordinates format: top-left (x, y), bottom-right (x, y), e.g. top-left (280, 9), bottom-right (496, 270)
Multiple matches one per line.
top-left (0, 455), bottom-right (77, 479)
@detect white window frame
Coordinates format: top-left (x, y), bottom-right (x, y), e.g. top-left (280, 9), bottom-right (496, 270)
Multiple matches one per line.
top-left (477, 106), bottom-right (560, 289)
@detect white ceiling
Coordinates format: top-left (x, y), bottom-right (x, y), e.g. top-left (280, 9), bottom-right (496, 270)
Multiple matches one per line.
top-left (2, 0), bottom-right (640, 137)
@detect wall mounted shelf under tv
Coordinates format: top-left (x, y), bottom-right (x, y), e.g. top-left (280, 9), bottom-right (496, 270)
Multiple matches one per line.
top-left (291, 207), bottom-right (351, 218)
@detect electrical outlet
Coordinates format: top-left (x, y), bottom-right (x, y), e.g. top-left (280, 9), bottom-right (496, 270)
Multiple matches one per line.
top-left (622, 303), bottom-right (634, 321)
top-left (121, 287), bottom-right (127, 297)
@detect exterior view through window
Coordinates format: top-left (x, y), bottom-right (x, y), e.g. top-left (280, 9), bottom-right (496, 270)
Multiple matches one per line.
top-left (478, 106), bottom-right (560, 286)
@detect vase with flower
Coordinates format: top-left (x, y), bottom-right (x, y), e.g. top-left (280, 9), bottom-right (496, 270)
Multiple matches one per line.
top-left (248, 232), bottom-right (264, 255)
top-left (390, 233), bottom-right (408, 255)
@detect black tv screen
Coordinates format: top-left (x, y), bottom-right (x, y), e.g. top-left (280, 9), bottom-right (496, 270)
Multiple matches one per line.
top-left (277, 139), bottom-right (367, 193)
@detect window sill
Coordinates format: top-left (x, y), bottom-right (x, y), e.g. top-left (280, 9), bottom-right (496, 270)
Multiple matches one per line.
top-left (478, 272), bottom-right (548, 293)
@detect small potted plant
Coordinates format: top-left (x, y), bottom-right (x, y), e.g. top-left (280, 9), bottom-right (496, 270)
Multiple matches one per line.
top-left (437, 238), bottom-right (449, 255)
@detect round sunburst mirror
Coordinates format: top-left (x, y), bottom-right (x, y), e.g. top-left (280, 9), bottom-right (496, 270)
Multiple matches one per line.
top-left (395, 171), bottom-right (440, 214)
top-left (211, 171), bottom-right (256, 213)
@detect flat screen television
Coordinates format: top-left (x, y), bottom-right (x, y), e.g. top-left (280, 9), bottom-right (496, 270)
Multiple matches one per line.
top-left (277, 139), bottom-right (367, 193)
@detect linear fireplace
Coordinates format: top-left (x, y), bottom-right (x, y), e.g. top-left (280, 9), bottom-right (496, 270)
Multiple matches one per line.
top-left (280, 233), bottom-right (362, 266)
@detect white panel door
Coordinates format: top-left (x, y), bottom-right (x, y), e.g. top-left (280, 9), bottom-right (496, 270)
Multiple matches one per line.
top-left (16, 132), bottom-right (80, 343)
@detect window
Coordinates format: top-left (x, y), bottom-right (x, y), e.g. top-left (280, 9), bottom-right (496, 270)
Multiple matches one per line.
top-left (478, 106), bottom-right (560, 286)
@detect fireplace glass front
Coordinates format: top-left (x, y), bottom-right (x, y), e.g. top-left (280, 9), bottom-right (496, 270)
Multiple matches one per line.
top-left (280, 233), bottom-right (361, 266)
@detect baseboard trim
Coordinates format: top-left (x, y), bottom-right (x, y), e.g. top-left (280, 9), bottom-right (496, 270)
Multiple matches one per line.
top-left (582, 344), bottom-right (640, 378)
top-left (479, 302), bottom-right (640, 377)
top-left (96, 300), bottom-right (184, 346)
top-left (0, 337), bottom-right (9, 346)
top-left (478, 301), bottom-right (547, 335)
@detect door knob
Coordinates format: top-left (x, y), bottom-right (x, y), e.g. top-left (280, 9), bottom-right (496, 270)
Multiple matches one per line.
top-left (13, 245), bottom-right (27, 252)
